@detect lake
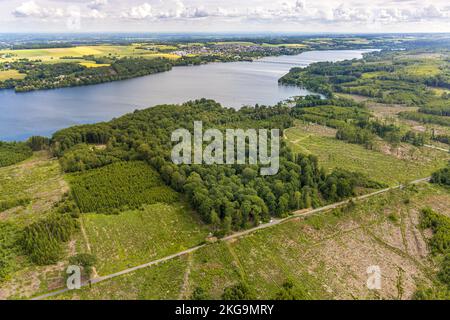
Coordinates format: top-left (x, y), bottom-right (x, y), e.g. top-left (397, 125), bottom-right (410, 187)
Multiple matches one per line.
top-left (0, 49), bottom-right (373, 141)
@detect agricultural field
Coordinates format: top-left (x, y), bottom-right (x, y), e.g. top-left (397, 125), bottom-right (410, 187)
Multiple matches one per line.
top-left (52, 183), bottom-right (450, 300)
top-left (0, 69), bottom-right (25, 81)
top-left (67, 161), bottom-right (178, 213)
top-left (0, 45), bottom-right (181, 64)
top-left (81, 203), bottom-right (210, 275)
top-left (285, 124), bottom-right (449, 186)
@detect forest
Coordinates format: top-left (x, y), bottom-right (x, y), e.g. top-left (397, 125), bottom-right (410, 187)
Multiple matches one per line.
top-left (49, 98), bottom-right (385, 234)
top-left (0, 57), bottom-right (173, 92)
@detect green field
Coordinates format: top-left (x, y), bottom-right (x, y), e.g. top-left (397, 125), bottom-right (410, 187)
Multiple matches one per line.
top-left (52, 183), bottom-right (450, 300)
top-left (68, 161), bottom-right (178, 213)
top-left (285, 125), bottom-right (449, 186)
top-left (82, 202), bottom-right (210, 275)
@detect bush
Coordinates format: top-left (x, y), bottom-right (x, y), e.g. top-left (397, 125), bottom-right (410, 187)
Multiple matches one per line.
top-left (420, 207), bottom-right (450, 255)
top-left (222, 282), bottom-right (254, 300)
top-left (191, 287), bottom-right (209, 300)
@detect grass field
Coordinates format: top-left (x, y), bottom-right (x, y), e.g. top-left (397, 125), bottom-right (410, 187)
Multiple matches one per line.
top-left (0, 69), bottom-right (25, 80)
top-left (285, 124), bottom-right (449, 186)
top-left (82, 202), bottom-right (210, 275)
top-left (51, 183), bottom-right (450, 300)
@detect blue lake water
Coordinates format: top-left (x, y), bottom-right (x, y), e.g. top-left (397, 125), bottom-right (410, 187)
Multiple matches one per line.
top-left (0, 49), bottom-right (373, 141)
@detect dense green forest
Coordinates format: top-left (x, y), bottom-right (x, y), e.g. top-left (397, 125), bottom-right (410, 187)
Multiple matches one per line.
top-left (1, 57), bottom-right (173, 92)
top-left (50, 99), bottom-right (384, 234)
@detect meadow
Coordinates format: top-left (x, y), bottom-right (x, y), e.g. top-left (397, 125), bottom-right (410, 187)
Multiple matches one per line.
top-left (284, 124), bottom-right (449, 186)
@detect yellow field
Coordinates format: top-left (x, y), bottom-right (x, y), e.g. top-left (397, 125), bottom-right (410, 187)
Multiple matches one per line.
top-left (79, 62), bottom-right (111, 68)
top-left (0, 69), bottom-right (25, 80)
top-left (0, 45), bottom-right (180, 64)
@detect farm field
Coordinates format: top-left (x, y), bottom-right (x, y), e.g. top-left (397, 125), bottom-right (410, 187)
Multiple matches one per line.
top-left (51, 183), bottom-right (450, 300)
top-left (0, 69), bottom-right (25, 80)
top-left (81, 202), bottom-right (210, 275)
top-left (284, 124), bottom-right (449, 186)
top-left (0, 45), bottom-right (181, 65)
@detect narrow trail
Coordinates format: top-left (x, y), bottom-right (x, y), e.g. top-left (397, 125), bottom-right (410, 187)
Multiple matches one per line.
top-left (79, 218), bottom-right (99, 279)
top-left (424, 144), bottom-right (449, 153)
top-left (32, 176), bottom-right (431, 300)
top-left (178, 253), bottom-right (193, 300)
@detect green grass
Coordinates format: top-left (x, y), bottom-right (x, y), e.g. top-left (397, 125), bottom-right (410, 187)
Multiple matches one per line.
top-left (285, 126), bottom-right (449, 186)
top-left (68, 161), bottom-right (178, 213)
top-left (82, 202), bottom-right (209, 275)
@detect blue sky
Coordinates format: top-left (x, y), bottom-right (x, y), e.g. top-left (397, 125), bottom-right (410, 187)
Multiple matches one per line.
top-left (1, 0), bottom-right (449, 33)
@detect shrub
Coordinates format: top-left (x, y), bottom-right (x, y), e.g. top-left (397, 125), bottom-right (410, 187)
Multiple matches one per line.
top-left (222, 282), bottom-right (254, 300)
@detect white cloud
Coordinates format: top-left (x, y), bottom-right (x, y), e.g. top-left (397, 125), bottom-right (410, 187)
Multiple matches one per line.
top-left (86, 8), bottom-right (106, 19)
top-left (6, 0), bottom-right (450, 32)
top-left (12, 0), bottom-right (65, 18)
top-left (122, 3), bottom-right (153, 19)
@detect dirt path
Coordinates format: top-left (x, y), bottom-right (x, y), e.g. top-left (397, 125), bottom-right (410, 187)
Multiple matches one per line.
top-left (178, 253), bottom-right (193, 300)
top-left (31, 176), bottom-right (431, 300)
top-left (424, 144), bottom-right (449, 153)
top-left (79, 218), bottom-right (99, 279)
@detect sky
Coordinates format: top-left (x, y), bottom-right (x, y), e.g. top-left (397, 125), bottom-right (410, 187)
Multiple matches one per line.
top-left (0, 0), bottom-right (449, 33)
